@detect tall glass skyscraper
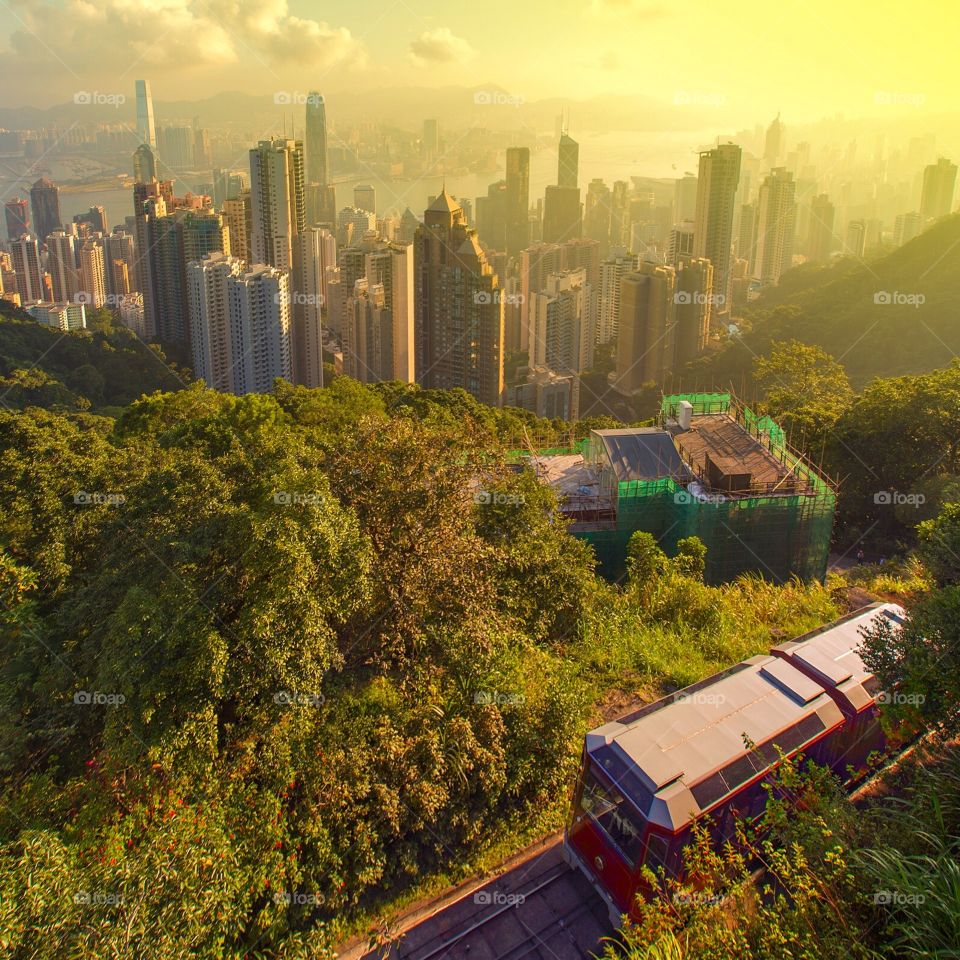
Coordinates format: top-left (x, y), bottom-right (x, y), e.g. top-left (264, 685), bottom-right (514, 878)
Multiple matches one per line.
top-left (305, 92), bottom-right (328, 187)
top-left (135, 80), bottom-right (156, 148)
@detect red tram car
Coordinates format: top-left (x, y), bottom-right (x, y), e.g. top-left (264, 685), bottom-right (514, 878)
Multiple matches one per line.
top-left (563, 602), bottom-right (906, 925)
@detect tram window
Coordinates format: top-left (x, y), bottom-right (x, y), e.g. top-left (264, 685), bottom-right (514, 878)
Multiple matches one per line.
top-left (644, 834), bottom-right (670, 873)
top-left (580, 767), bottom-right (647, 865)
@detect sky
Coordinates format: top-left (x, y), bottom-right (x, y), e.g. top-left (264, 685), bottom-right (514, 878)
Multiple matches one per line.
top-left (0, 0), bottom-right (956, 124)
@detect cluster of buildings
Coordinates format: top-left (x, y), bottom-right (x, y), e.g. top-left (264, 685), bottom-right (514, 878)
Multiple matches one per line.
top-left (1, 87), bottom-right (956, 406)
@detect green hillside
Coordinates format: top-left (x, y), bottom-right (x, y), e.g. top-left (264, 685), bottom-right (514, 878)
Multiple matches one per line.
top-left (690, 213), bottom-right (960, 389)
top-left (0, 302), bottom-right (190, 412)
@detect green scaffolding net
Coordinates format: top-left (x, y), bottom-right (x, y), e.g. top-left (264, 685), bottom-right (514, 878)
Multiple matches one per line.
top-left (525, 393), bottom-right (837, 586)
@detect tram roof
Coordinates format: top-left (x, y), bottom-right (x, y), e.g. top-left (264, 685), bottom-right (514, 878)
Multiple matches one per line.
top-left (584, 604), bottom-right (905, 831)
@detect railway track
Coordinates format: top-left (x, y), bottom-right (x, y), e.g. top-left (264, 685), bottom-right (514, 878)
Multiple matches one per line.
top-left (358, 839), bottom-right (613, 960)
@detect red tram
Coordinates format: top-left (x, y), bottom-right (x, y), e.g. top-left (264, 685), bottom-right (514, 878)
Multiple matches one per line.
top-left (563, 602), bottom-right (906, 925)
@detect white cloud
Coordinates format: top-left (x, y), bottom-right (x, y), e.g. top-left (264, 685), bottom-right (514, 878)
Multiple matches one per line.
top-left (5, 0), bottom-right (361, 74)
top-left (408, 27), bottom-right (474, 67)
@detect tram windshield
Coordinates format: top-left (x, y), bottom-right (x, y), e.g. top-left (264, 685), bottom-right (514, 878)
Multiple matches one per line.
top-left (579, 765), bottom-right (648, 865)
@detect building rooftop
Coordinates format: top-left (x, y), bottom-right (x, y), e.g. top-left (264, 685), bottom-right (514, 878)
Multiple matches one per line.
top-left (670, 413), bottom-right (811, 495)
top-left (593, 428), bottom-right (692, 484)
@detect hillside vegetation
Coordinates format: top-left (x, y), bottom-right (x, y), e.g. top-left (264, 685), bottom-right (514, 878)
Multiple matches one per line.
top-left (690, 213), bottom-right (960, 390)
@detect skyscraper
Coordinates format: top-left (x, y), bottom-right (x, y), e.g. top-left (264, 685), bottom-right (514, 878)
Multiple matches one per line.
top-left (338, 239), bottom-right (414, 385)
top-left (414, 190), bottom-right (504, 407)
top-left (187, 252), bottom-right (246, 393)
top-left (293, 226), bottom-right (337, 387)
top-left (476, 180), bottom-right (508, 251)
top-left (221, 193), bottom-right (251, 264)
top-left (558, 133), bottom-right (579, 189)
top-left (584, 179), bottom-right (612, 256)
top-left (674, 174), bottom-right (699, 223)
top-left (4, 198), bottom-right (29, 240)
top-left (542, 186), bottom-right (582, 244)
top-left (133, 144), bottom-right (157, 184)
top-left (30, 178), bottom-right (62, 242)
top-left (305, 92), bottom-right (328, 186)
top-left (614, 262), bottom-right (676, 393)
top-left (45, 231), bottom-right (79, 303)
top-left (187, 254), bottom-right (292, 395)
top-left (135, 80), bottom-right (157, 148)
top-left (597, 253), bottom-right (638, 345)
top-left (609, 180), bottom-right (630, 250)
top-left (753, 167), bottom-right (796, 284)
top-left (894, 211), bottom-right (922, 248)
top-left (845, 220), bottom-right (867, 257)
top-left (920, 157), bottom-right (958, 222)
top-left (674, 258), bottom-right (713, 366)
top-left (354, 184), bottom-right (376, 214)
top-left (422, 119), bottom-right (441, 164)
top-left (528, 269), bottom-right (595, 374)
top-left (249, 139), bottom-right (306, 272)
top-left (11, 236), bottom-right (45, 303)
top-left (807, 194), bottom-right (835, 263)
top-left (228, 265), bottom-right (293, 394)
top-left (73, 206), bottom-right (109, 234)
top-left (693, 143), bottom-right (742, 318)
top-left (305, 92), bottom-right (336, 224)
top-left (504, 147), bottom-right (530, 257)
top-left (764, 114), bottom-right (784, 169)
top-left (78, 241), bottom-right (107, 308)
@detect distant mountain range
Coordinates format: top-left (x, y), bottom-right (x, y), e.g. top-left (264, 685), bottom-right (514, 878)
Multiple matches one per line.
top-left (0, 85), bottom-right (731, 134)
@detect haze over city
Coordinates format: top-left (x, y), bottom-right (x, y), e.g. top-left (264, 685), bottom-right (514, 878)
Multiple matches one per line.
top-left (2, 4), bottom-right (960, 960)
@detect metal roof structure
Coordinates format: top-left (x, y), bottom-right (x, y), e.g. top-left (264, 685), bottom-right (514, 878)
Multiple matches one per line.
top-left (772, 603), bottom-right (906, 713)
top-left (584, 605), bottom-right (905, 832)
top-left (592, 428), bottom-right (692, 484)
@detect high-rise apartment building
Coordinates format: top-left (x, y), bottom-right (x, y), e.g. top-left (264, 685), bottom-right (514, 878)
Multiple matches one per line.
top-left (187, 254), bottom-right (292, 395)
top-left (328, 235), bottom-right (414, 386)
top-left (528, 269), bottom-right (595, 374)
top-left (221, 193), bottom-right (251, 264)
top-left (597, 253), bottom-right (639, 345)
top-left (693, 144), bottom-right (741, 317)
top-left (228, 265), bottom-right (293, 394)
top-left (614, 262), bottom-right (676, 393)
top-left (920, 157), bottom-right (958, 222)
top-left (894, 211), bottom-right (922, 247)
top-left (187, 252), bottom-right (246, 393)
top-left (293, 226), bottom-right (337, 388)
top-left (249, 139), bottom-right (305, 272)
top-left (11, 236), bottom-right (45, 303)
top-left (5, 198), bottom-right (30, 240)
top-left (45, 231), bottom-right (79, 303)
top-left (845, 219), bottom-right (866, 257)
top-left (414, 190), bottom-right (504, 407)
top-left (753, 167), bottom-right (796, 284)
top-left (674, 258), bottom-right (713, 366)
top-left (78, 241), bottom-right (107, 308)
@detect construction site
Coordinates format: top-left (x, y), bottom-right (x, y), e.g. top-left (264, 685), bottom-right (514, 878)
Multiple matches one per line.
top-left (515, 392), bottom-right (837, 585)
